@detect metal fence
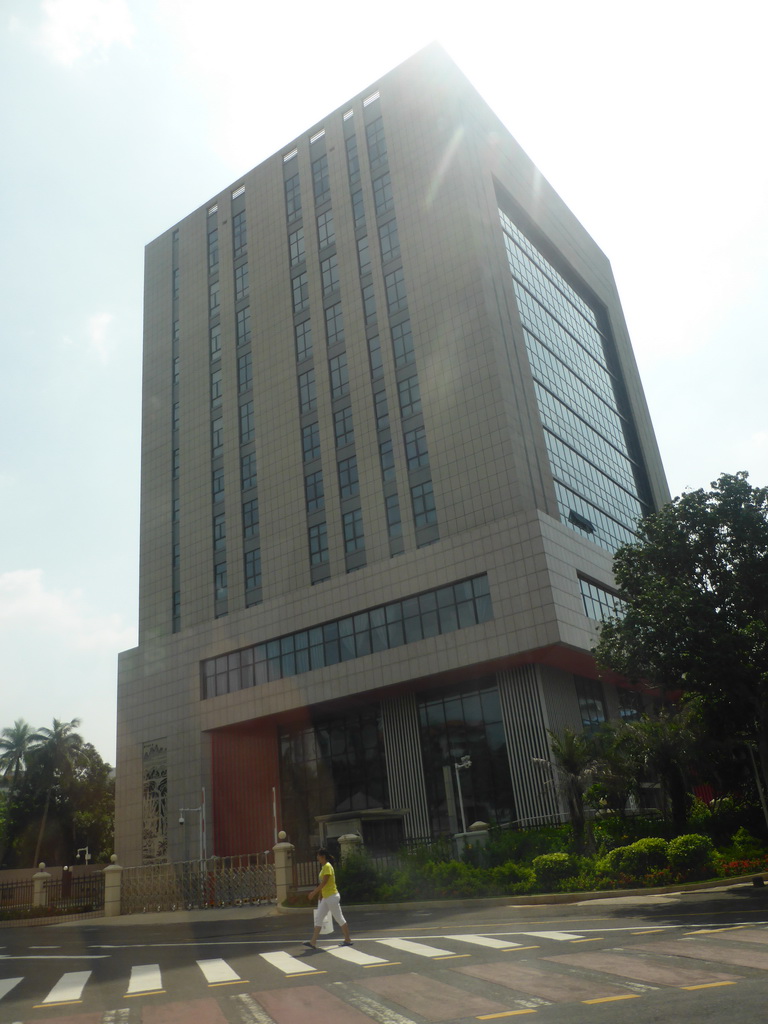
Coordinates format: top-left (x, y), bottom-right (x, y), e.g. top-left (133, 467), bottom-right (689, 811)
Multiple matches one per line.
top-left (0, 878), bottom-right (35, 911)
top-left (0, 873), bottom-right (104, 915)
top-left (121, 854), bottom-right (275, 914)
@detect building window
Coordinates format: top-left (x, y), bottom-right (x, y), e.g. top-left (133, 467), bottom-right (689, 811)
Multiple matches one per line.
top-left (241, 451), bottom-right (257, 491)
top-left (309, 521), bottom-right (328, 565)
top-left (345, 133), bottom-right (360, 184)
top-left (575, 677), bottom-right (607, 734)
top-left (385, 493), bottom-right (402, 538)
top-left (233, 210), bottom-right (247, 258)
top-left (289, 227), bottom-right (305, 266)
top-left (172, 402), bottom-right (180, 431)
top-left (172, 267), bottom-right (179, 300)
top-left (365, 115), bottom-right (387, 170)
top-left (209, 279), bottom-right (220, 317)
top-left (411, 480), bottom-right (436, 526)
top-left (379, 437), bottom-right (395, 481)
top-left (302, 420), bottom-right (321, 462)
top-left (172, 448), bottom-right (180, 479)
top-left (398, 375), bottom-right (421, 418)
top-left (239, 401), bottom-right (255, 444)
top-left (357, 235), bottom-right (371, 275)
top-left (373, 173), bottom-right (394, 216)
top-left (210, 368), bottom-right (223, 409)
top-left (213, 513), bottom-right (226, 551)
top-left (305, 470), bottom-right (324, 512)
top-left (325, 303), bottom-right (344, 347)
top-left (362, 282), bottom-right (377, 327)
top-left (338, 455), bottom-right (359, 498)
top-left (285, 172), bottom-right (302, 223)
top-left (172, 497), bottom-right (180, 523)
top-left (334, 405), bottom-right (354, 448)
top-left (238, 351), bottom-right (253, 393)
top-left (342, 508), bottom-right (365, 553)
top-left (312, 153), bottom-right (330, 205)
top-left (298, 368), bottom-right (316, 413)
top-left (173, 355), bottom-right (180, 387)
top-left (321, 254), bottom-right (339, 296)
top-left (235, 263), bottom-right (249, 301)
top-left (378, 218), bottom-right (400, 262)
top-left (244, 548), bottom-right (261, 591)
top-left (214, 561), bottom-right (228, 600)
top-left (242, 498), bottom-right (259, 537)
top-left (210, 322), bottom-right (222, 361)
top-left (200, 574), bottom-right (493, 698)
top-left (317, 210), bottom-right (335, 249)
top-left (295, 319), bottom-right (313, 362)
top-left (211, 417), bottom-right (224, 457)
top-left (329, 353), bottom-right (349, 400)
top-left (292, 272), bottom-right (309, 314)
top-left (236, 306), bottom-right (251, 347)
top-left (579, 577), bottom-right (625, 621)
top-left (351, 188), bottom-right (366, 229)
top-left (404, 426), bottom-right (429, 469)
top-left (391, 319), bottom-right (414, 367)
top-left (207, 227), bottom-right (219, 271)
top-left (212, 467), bottom-right (225, 503)
top-left (374, 388), bottom-right (389, 430)
top-left (385, 267), bottom-right (407, 317)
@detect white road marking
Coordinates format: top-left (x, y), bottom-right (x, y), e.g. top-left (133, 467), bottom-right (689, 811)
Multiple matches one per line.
top-left (376, 937), bottom-right (456, 957)
top-left (523, 931), bottom-right (584, 940)
top-left (445, 934), bottom-right (522, 949)
top-left (0, 978), bottom-right (22, 1000)
top-left (197, 958), bottom-right (243, 984)
top-left (126, 964), bottom-right (163, 994)
top-left (259, 950), bottom-right (320, 975)
top-left (39, 971), bottom-right (92, 1005)
top-left (333, 984), bottom-right (421, 1024)
top-left (325, 945), bottom-right (392, 965)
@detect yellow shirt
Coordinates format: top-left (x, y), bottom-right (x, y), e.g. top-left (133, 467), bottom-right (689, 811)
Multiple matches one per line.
top-left (319, 861), bottom-right (338, 898)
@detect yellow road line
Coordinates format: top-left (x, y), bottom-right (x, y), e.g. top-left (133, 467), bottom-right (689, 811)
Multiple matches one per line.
top-left (476, 1011), bottom-right (537, 1019)
top-left (125, 990), bottom-right (165, 998)
top-left (33, 1002), bottom-right (83, 1010)
top-left (682, 981), bottom-right (737, 991)
top-left (208, 979), bottom-right (250, 987)
top-left (583, 994), bottom-right (641, 1004)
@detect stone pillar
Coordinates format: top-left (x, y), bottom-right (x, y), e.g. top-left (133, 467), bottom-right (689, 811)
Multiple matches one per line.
top-left (33, 863), bottom-right (51, 907)
top-left (272, 831), bottom-right (294, 906)
top-left (103, 854), bottom-right (123, 917)
top-left (338, 833), bottom-right (363, 862)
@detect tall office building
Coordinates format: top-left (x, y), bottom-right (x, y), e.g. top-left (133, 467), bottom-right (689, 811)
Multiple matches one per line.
top-left (116, 45), bottom-right (668, 864)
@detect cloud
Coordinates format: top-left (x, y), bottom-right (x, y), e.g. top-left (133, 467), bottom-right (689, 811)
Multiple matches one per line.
top-left (0, 570), bottom-right (134, 760)
top-left (38, 0), bottom-right (135, 65)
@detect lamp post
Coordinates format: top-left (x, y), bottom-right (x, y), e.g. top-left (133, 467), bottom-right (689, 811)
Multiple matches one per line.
top-left (179, 787), bottom-right (207, 863)
top-left (75, 846), bottom-right (91, 865)
top-left (454, 755), bottom-right (472, 835)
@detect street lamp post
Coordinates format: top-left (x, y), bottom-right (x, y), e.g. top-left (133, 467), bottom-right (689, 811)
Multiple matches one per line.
top-left (454, 755), bottom-right (472, 835)
top-left (75, 846), bottom-right (91, 865)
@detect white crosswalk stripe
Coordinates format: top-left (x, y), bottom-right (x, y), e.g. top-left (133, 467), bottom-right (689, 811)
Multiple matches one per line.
top-left (198, 957), bottom-right (244, 984)
top-left (523, 930), bottom-right (584, 940)
top-left (324, 944), bottom-right (394, 966)
top-left (126, 964), bottom-right (163, 995)
top-left (445, 934), bottom-right (523, 949)
top-left (375, 937), bottom-right (457, 958)
top-left (0, 977), bottom-right (22, 1000)
top-left (259, 950), bottom-right (320, 975)
top-left (38, 970), bottom-right (92, 1005)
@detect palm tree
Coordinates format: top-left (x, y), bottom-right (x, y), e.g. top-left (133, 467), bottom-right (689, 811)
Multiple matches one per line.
top-left (0, 719), bottom-right (36, 864)
top-left (534, 727), bottom-right (598, 852)
top-left (30, 718), bottom-right (84, 866)
top-left (625, 705), bottom-right (701, 831)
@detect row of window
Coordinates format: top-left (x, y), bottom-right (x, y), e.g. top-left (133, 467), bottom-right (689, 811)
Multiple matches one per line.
top-left (201, 574), bottom-right (492, 698)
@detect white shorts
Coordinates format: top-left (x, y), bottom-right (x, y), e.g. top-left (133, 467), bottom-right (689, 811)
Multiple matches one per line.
top-left (314, 893), bottom-right (346, 927)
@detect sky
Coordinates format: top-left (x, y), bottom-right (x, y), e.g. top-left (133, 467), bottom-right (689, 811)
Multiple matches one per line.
top-left (1, 0), bottom-right (766, 766)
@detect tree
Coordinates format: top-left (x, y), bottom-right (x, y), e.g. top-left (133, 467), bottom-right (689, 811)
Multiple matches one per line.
top-left (595, 472), bottom-right (768, 792)
top-left (534, 727), bottom-right (597, 852)
top-left (0, 719), bottom-right (36, 865)
top-left (30, 718), bottom-right (84, 866)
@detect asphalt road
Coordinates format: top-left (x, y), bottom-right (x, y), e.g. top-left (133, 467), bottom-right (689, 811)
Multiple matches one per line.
top-left (2, 885), bottom-right (768, 1023)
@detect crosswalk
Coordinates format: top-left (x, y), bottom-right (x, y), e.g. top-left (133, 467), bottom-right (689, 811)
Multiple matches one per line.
top-left (3, 927), bottom-right (768, 1019)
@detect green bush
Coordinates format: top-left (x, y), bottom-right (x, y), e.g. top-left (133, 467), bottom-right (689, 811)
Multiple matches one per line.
top-left (667, 833), bottom-right (715, 876)
top-left (489, 860), bottom-right (535, 894)
top-left (730, 826), bottom-right (765, 859)
top-left (603, 837), bottom-right (669, 875)
top-left (484, 824), bottom-right (572, 865)
top-left (337, 852), bottom-right (389, 903)
top-left (532, 852), bottom-right (576, 890)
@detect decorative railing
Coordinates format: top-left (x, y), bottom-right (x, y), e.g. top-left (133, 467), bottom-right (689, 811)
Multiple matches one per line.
top-left (121, 854), bottom-right (275, 914)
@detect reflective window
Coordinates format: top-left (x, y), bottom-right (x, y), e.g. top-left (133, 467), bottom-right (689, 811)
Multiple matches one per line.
top-left (309, 521), bottom-right (328, 565)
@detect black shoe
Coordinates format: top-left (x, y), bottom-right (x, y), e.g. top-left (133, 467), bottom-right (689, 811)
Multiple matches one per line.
top-left (342, 940), bottom-right (353, 946)
top-left (302, 941), bottom-right (317, 949)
